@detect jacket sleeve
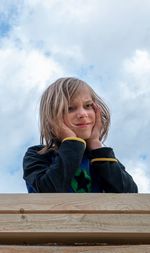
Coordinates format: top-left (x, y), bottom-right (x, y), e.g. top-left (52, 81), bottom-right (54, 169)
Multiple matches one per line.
top-left (23, 138), bottom-right (86, 193)
top-left (89, 147), bottom-right (138, 193)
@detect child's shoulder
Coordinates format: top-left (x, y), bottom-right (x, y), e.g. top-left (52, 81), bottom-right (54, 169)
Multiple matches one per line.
top-left (24, 145), bottom-right (56, 164)
top-left (27, 145), bottom-right (44, 152)
top-left (25, 145), bottom-right (55, 157)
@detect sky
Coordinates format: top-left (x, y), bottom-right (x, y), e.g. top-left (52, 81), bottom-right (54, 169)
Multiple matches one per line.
top-left (0, 0), bottom-right (150, 193)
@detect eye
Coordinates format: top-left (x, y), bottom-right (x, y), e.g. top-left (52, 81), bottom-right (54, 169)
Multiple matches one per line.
top-left (85, 103), bottom-right (93, 109)
top-left (68, 106), bottom-right (75, 112)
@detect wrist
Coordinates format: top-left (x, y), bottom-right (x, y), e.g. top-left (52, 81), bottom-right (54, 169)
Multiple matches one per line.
top-left (86, 139), bottom-right (102, 150)
top-left (60, 132), bottom-right (76, 140)
top-left (62, 137), bottom-right (86, 146)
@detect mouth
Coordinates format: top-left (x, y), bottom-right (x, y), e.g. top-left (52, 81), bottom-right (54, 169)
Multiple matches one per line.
top-left (75, 123), bottom-right (92, 128)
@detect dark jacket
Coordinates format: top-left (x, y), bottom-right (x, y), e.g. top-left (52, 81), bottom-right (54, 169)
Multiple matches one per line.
top-left (23, 138), bottom-right (138, 193)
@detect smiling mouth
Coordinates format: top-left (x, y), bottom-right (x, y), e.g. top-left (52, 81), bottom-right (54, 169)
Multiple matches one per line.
top-left (75, 123), bottom-right (91, 128)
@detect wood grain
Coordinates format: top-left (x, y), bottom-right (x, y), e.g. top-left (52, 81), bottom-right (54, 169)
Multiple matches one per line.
top-left (0, 193), bottom-right (149, 214)
top-left (0, 245), bottom-right (150, 253)
top-left (0, 194), bottom-right (150, 246)
top-left (0, 213), bottom-right (150, 243)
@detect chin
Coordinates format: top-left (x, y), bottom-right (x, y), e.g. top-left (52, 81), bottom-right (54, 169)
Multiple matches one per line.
top-left (73, 128), bottom-right (92, 140)
top-left (77, 133), bottom-right (91, 140)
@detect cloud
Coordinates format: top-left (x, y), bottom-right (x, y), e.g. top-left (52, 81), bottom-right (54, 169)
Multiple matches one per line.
top-left (106, 49), bottom-right (150, 192)
top-left (0, 0), bottom-right (23, 37)
top-left (127, 160), bottom-right (150, 193)
top-left (0, 43), bottom-right (64, 192)
top-left (122, 50), bottom-right (150, 97)
top-left (109, 49), bottom-right (150, 156)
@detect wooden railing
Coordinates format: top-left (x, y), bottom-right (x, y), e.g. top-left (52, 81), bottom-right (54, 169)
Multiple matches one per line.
top-left (0, 193), bottom-right (150, 252)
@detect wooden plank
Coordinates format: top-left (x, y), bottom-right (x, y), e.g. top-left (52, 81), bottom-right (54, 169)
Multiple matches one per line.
top-left (0, 194), bottom-right (150, 214)
top-left (0, 213), bottom-right (150, 244)
top-left (0, 245), bottom-right (150, 253)
top-left (0, 194), bottom-right (149, 245)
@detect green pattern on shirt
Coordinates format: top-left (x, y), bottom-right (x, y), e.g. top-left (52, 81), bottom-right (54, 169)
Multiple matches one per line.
top-left (70, 167), bottom-right (92, 193)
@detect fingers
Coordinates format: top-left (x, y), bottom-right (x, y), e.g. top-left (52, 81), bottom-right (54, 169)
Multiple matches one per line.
top-left (53, 118), bottom-right (76, 140)
top-left (50, 120), bottom-right (61, 138)
top-left (92, 103), bottom-right (101, 113)
top-left (92, 103), bottom-right (102, 128)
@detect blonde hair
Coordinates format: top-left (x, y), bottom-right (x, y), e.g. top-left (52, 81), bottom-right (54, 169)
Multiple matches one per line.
top-left (39, 77), bottom-right (110, 153)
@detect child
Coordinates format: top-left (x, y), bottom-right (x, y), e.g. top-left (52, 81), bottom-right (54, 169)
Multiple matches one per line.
top-left (23, 77), bottom-right (138, 193)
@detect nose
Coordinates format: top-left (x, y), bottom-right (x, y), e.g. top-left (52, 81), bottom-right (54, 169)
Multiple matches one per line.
top-left (77, 108), bottom-right (88, 118)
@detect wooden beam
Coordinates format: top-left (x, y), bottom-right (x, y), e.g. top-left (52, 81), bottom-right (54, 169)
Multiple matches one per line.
top-left (0, 194), bottom-right (149, 244)
top-left (0, 213), bottom-right (150, 243)
top-left (0, 245), bottom-right (150, 253)
top-left (0, 194), bottom-right (149, 214)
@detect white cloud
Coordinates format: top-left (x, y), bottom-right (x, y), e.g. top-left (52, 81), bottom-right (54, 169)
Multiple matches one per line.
top-left (122, 50), bottom-right (150, 97)
top-left (127, 160), bottom-right (150, 193)
top-left (108, 49), bottom-right (150, 156)
top-left (106, 49), bottom-right (150, 193)
top-left (0, 169), bottom-right (27, 193)
top-left (0, 45), bottom-right (64, 188)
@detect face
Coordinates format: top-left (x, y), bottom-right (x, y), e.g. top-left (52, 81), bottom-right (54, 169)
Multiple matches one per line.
top-left (64, 86), bottom-right (96, 140)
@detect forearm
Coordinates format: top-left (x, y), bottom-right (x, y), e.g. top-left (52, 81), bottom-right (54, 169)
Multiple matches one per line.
top-left (89, 147), bottom-right (138, 193)
top-left (38, 138), bottom-right (86, 192)
top-left (23, 138), bottom-right (86, 193)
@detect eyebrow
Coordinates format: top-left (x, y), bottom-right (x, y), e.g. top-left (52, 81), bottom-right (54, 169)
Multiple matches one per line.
top-left (69, 100), bottom-right (93, 105)
top-left (84, 100), bottom-right (93, 103)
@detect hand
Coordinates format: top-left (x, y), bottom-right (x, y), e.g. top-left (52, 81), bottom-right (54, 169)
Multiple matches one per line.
top-left (52, 118), bottom-right (76, 141)
top-left (86, 104), bottom-right (102, 150)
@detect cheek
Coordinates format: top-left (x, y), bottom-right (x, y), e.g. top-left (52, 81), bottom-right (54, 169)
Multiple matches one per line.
top-left (63, 115), bottom-right (68, 126)
top-left (63, 114), bottom-right (73, 127)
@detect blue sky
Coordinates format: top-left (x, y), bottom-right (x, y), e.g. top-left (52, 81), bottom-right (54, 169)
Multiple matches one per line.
top-left (0, 0), bottom-right (150, 192)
